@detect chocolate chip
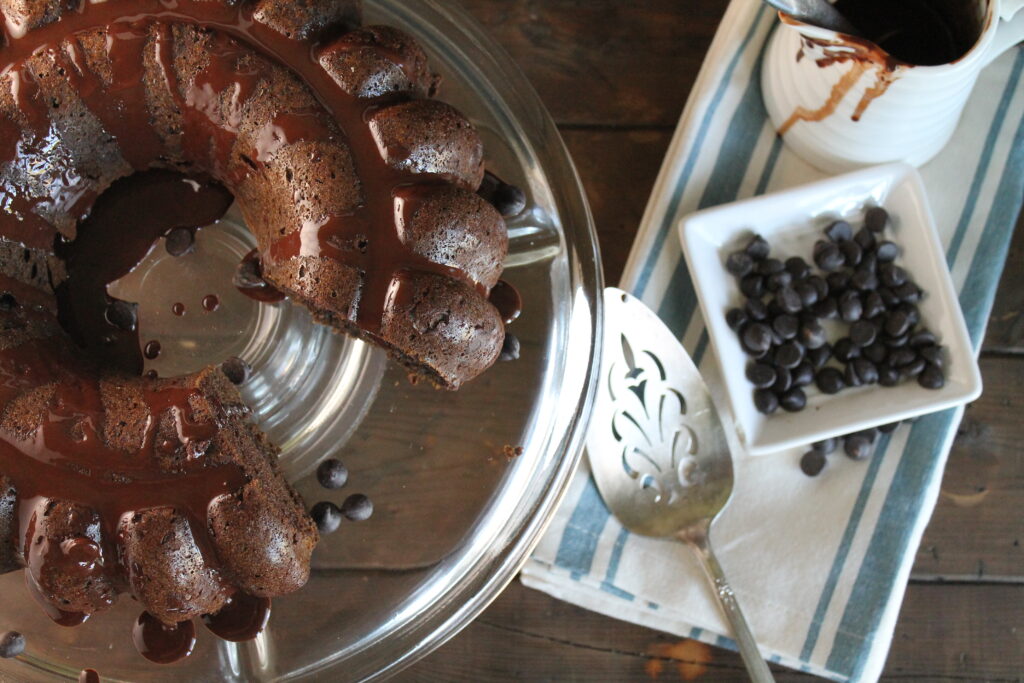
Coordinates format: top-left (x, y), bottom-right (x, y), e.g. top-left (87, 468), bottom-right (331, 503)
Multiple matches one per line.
top-left (885, 310), bottom-right (912, 337)
top-left (740, 274), bottom-right (765, 298)
top-left (771, 367), bottom-right (793, 393)
top-left (863, 290), bottom-right (886, 319)
top-left (839, 291), bottom-right (863, 322)
top-left (864, 206), bottom-right (889, 232)
top-left (746, 298), bottom-right (768, 321)
top-left (839, 240), bottom-right (862, 267)
top-left (813, 437), bottom-right (839, 454)
top-left (807, 344), bottom-right (832, 369)
top-left (889, 347), bottom-right (917, 367)
top-left (919, 346), bottom-right (943, 367)
top-left (826, 271), bottom-right (849, 293)
top-left (725, 252), bottom-right (754, 278)
top-left (774, 341), bottom-right (804, 369)
top-left (490, 181), bottom-right (527, 217)
top-left (780, 387), bottom-right (807, 412)
top-left (726, 308), bottom-right (748, 331)
top-left (744, 235), bottom-right (770, 260)
top-left (811, 297), bottom-right (839, 320)
top-left (165, 227), bottom-right (195, 257)
top-left (901, 357), bottom-right (926, 379)
top-left (918, 364), bottom-right (945, 389)
top-left (754, 388), bottom-right (779, 414)
top-left (799, 320), bottom-right (828, 349)
top-left (793, 281), bottom-right (819, 307)
top-left (853, 358), bottom-right (879, 384)
top-left (772, 314), bottom-right (799, 340)
top-left (833, 337), bottom-right (860, 363)
top-left (311, 501), bottom-right (343, 534)
top-left (844, 433), bottom-right (874, 460)
top-left (825, 220), bottom-right (853, 242)
top-left (316, 459), bottom-right (349, 490)
top-left (800, 450), bottom-right (827, 476)
top-left (854, 227), bottom-right (876, 251)
top-left (0, 631), bottom-right (24, 659)
top-left (875, 241), bottom-right (900, 262)
top-left (878, 263), bottom-right (907, 288)
top-left (813, 240), bottom-right (845, 271)
top-left (775, 286), bottom-right (803, 314)
top-left (757, 258), bottom-right (785, 275)
top-left (816, 367), bottom-right (846, 394)
top-left (341, 494), bottom-right (374, 521)
top-left (894, 282), bottom-right (922, 303)
top-left (786, 256), bottom-right (811, 279)
top-left (104, 300), bottom-right (138, 332)
top-left (878, 287), bottom-right (900, 308)
top-left (792, 361), bottom-right (815, 387)
top-left (899, 303), bottom-right (921, 327)
top-left (910, 330), bottom-right (938, 348)
top-left (884, 331), bottom-right (911, 348)
top-left (850, 320), bottom-right (877, 347)
top-left (766, 270), bottom-right (793, 291)
top-left (234, 256), bottom-right (266, 289)
top-left (843, 362), bottom-right (862, 388)
top-left (746, 363), bottom-right (777, 388)
top-left (807, 275), bottom-right (830, 300)
top-left (878, 363), bottom-right (900, 386)
top-left (863, 342), bottom-right (889, 364)
top-left (850, 268), bottom-right (878, 292)
top-left (742, 323), bottom-right (773, 355)
top-left (499, 333), bottom-right (521, 362)
top-left (220, 356), bottom-right (251, 385)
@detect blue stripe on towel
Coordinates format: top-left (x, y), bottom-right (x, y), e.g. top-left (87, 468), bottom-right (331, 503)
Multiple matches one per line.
top-left (600, 527), bottom-right (635, 600)
top-left (635, 6), bottom-right (768, 297)
top-left (553, 477), bottom-right (611, 578)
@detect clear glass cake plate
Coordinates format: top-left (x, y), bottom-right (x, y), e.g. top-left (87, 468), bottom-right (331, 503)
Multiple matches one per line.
top-left (0, 1), bottom-right (601, 680)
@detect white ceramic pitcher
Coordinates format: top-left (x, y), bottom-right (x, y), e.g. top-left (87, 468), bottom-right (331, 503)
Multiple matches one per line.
top-left (761, 0), bottom-right (1024, 172)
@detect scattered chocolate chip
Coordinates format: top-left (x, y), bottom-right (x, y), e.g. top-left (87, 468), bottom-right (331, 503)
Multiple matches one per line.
top-left (839, 240), bottom-right (862, 267)
top-left (901, 357), bottom-right (927, 379)
top-left (740, 274), bottom-right (766, 298)
top-left (746, 297), bottom-right (769, 321)
top-left (833, 337), bottom-right (860, 363)
top-left (850, 268), bottom-right (878, 292)
top-left (757, 258), bottom-right (785, 276)
top-left (811, 297), bottom-right (839, 320)
top-left (104, 300), bottom-right (138, 332)
top-left (884, 310), bottom-right (912, 338)
top-left (813, 240), bottom-right (844, 271)
top-left (780, 387), bottom-right (807, 412)
top-left (775, 286), bottom-right (803, 314)
top-left (852, 358), bottom-right (879, 384)
top-left (878, 263), bottom-right (907, 288)
top-left (843, 362), bottom-right (863, 388)
top-left (807, 343), bottom-right (832, 369)
top-left (860, 251), bottom-right (878, 273)
top-left (726, 251), bottom-right (754, 278)
top-left (816, 367), bottom-right (846, 394)
top-left (826, 271), bottom-right (849, 293)
top-left (0, 631), bottom-right (23, 659)
top-left (165, 227), bottom-right (195, 257)
top-left (900, 304), bottom-right (921, 326)
top-left (766, 270), bottom-right (793, 292)
top-left (878, 363), bottom-right (900, 387)
top-left (884, 331), bottom-right (911, 348)
top-left (745, 235), bottom-right (771, 260)
top-left (863, 342), bottom-right (889, 364)
top-left (774, 341), bottom-right (804, 369)
top-left (864, 206), bottom-right (889, 232)
top-left (863, 290), bottom-right (886, 319)
top-left (838, 290), bottom-right (863, 322)
top-left (894, 282), bottom-right (922, 303)
top-left (801, 450), bottom-right (827, 476)
top-left (220, 356), bottom-right (251, 385)
top-left (807, 275), bottom-right (830, 300)
top-left (746, 363), bottom-right (777, 388)
top-left (341, 494), bottom-right (374, 521)
top-left (754, 388), bottom-right (779, 414)
top-left (771, 367), bottom-right (793, 394)
top-left (854, 227), bottom-right (876, 251)
top-left (310, 501), bottom-right (343, 534)
top-left (910, 330), bottom-right (938, 348)
top-left (919, 346), bottom-right (943, 367)
top-left (771, 314), bottom-right (799, 340)
top-left (793, 280), bottom-right (819, 307)
top-left (878, 287), bottom-right (900, 308)
top-left (499, 333), bottom-right (521, 362)
top-left (888, 347), bottom-right (917, 368)
top-left (844, 433), bottom-right (874, 460)
top-left (825, 220), bottom-right (853, 242)
top-left (918, 364), bottom-right (945, 390)
top-left (316, 459), bottom-right (349, 490)
top-left (850, 320), bottom-right (877, 347)
top-left (813, 437), bottom-right (839, 454)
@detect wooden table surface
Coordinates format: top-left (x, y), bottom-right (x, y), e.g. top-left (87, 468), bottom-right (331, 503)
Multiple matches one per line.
top-left (403, 1), bottom-right (1024, 680)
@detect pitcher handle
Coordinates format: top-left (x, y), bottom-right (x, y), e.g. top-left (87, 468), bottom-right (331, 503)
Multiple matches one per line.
top-left (985, 0), bottom-right (1024, 65)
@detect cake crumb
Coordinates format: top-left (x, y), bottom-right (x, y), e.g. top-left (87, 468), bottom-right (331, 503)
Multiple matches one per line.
top-left (503, 445), bottom-right (524, 459)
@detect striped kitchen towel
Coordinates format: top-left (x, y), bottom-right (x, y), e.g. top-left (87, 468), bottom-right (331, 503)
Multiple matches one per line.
top-left (520, 0), bottom-right (1024, 680)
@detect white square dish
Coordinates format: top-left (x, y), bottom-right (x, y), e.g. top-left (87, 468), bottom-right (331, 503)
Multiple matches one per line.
top-left (679, 163), bottom-right (982, 455)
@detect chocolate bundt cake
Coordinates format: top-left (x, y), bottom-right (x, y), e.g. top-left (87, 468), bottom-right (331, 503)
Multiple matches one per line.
top-left (0, 0), bottom-right (511, 663)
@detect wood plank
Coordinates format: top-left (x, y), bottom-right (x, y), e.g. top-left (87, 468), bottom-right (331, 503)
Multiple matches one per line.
top-left (913, 354), bottom-right (1024, 580)
top-left (561, 129), bottom-right (674, 283)
top-left (402, 580), bottom-right (1024, 681)
top-left (458, 0), bottom-right (730, 127)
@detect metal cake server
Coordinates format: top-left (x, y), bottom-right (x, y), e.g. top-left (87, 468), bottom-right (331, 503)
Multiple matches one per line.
top-left (587, 288), bottom-right (774, 683)
top-left (761, 0), bottom-right (859, 35)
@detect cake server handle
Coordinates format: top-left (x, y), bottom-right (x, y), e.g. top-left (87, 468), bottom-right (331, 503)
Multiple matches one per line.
top-left (680, 524), bottom-right (776, 683)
